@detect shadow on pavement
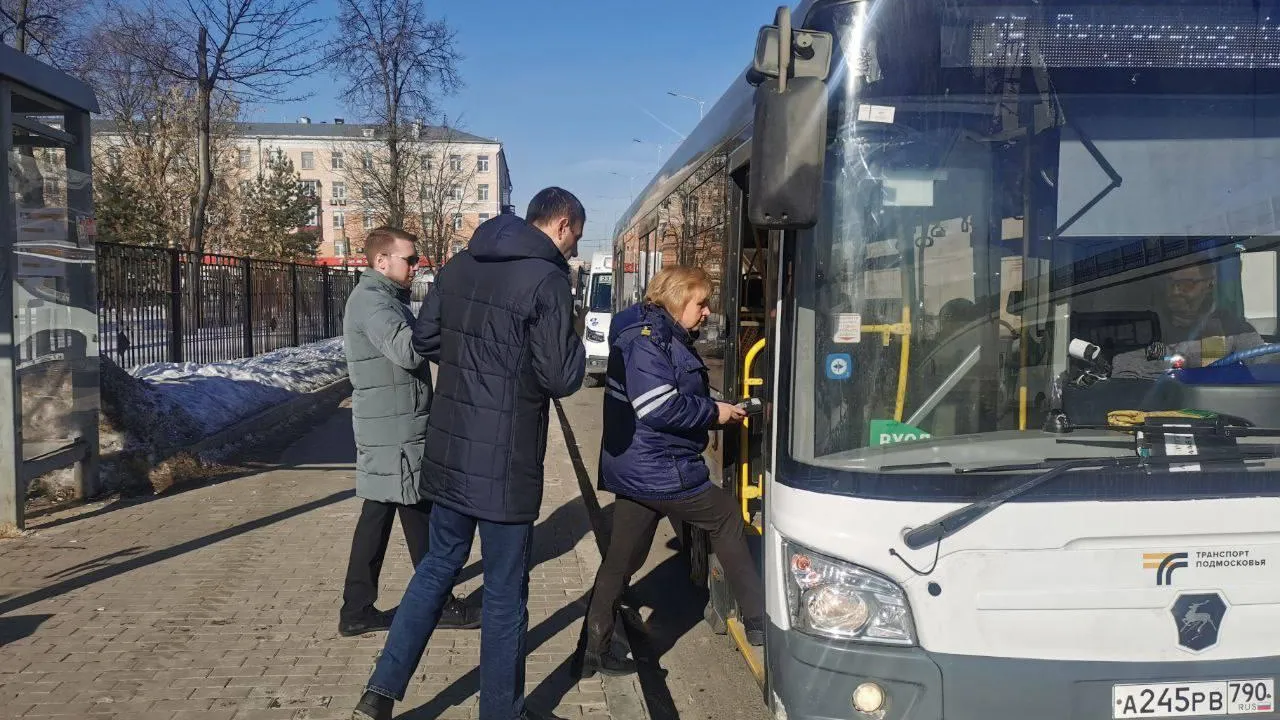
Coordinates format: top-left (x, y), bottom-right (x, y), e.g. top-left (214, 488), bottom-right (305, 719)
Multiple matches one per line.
top-left (0, 490), bottom-right (355, 617)
top-left (0, 613), bottom-right (54, 647)
top-left (397, 590), bottom-right (593, 719)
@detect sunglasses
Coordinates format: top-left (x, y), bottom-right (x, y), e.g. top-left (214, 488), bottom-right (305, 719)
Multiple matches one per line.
top-left (383, 253), bottom-right (420, 266)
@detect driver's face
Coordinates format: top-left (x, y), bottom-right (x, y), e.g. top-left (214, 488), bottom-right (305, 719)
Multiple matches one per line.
top-left (1165, 265), bottom-right (1215, 322)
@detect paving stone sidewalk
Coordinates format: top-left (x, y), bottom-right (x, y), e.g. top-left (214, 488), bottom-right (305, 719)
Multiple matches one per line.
top-left (0, 399), bottom-right (617, 720)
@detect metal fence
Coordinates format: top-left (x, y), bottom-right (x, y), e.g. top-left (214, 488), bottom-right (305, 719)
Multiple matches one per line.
top-left (98, 242), bottom-right (359, 368)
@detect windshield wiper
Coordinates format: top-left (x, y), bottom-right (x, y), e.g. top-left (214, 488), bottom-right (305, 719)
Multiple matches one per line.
top-left (901, 447), bottom-right (1277, 551)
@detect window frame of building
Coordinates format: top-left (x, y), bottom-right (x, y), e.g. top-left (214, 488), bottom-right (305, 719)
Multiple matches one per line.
top-left (238, 148), bottom-right (251, 169)
top-left (453, 213), bottom-right (463, 230)
top-left (477, 184), bottom-right (490, 201)
top-left (332, 151), bottom-right (345, 170)
top-left (364, 213), bottom-right (377, 230)
top-left (301, 151), bottom-right (314, 170)
top-left (479, 213), bottom-right (491, 222)
top-left (477, 155), bottom-right (490, 173)
top-left (332, 181), bottom-right (346, 199)
top-left (333, 210), bottom-right (345, 229)
top-left (362, 151), bottom-right (373, 170)
top-left (449, 154), bottom-right (462, 172)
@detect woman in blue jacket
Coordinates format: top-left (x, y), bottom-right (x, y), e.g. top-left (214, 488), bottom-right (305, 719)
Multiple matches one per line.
top-left (573, 266), bottom-right (764, 679)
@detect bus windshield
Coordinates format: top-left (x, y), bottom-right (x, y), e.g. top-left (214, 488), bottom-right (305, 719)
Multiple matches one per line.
top-left (588, 274), bottom-right (613, 313)
top-left (789, 0), bottom-right (1280, 472)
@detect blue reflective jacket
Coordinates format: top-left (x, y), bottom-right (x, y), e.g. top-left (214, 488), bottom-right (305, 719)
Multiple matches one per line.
top-left (599, 303), bottom-right (718, 501)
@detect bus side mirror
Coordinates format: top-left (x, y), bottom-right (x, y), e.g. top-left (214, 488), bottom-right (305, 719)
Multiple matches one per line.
top-left (747, 6), bottom-right (832, 231)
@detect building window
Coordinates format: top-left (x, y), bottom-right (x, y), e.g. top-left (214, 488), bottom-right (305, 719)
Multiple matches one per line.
top-left (300, 179), bottom-right (320, 197)
top-left (479, 213), bottom-right (490, 222)
top-left (332, 181), bottom-right (346, 199)
top-left (334, 239), bottom-right (346, 256)
top-left (453, 213), bottom-right (463, 230)
top-left (238, 149), bottom-right (251, 168)
top-left (362, 183), bottom-right (375, 199)
top-left (426, 154), bottom-right (435, 171)
top-left (364, 214), bottom-right (377, 230)
top-left (362, 151), bottom-right (373, 170)
top-left (333, 210), bottom-right (345, 228)
top-left (477, 155), bottom-right (489, 173)
top-left (449, 154), bottom-right (462, 171)
top-left (306, 205), bottom-right (319, 226)
top-left (301, 151), bottom-right (314, 170)
top-left (477, 184), bottom-right (490, 201)
top-left (332, 151), bottom-right (344, 169)
top-left (450, 184), bottom-right (463, 200)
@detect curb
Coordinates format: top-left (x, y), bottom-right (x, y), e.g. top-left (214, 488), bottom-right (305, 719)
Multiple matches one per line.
top-left (185, 375), bottom-right (352, 459)
top-left (552, 398), bottom-right (651, 720)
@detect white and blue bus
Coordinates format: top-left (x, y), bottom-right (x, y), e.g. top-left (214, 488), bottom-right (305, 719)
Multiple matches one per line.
top-left (611, 2), bottom-right (1280, 718)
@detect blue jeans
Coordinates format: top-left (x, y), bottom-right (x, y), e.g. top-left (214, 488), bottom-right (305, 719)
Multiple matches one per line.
top-left (366, 503), bottom-right (534, 719)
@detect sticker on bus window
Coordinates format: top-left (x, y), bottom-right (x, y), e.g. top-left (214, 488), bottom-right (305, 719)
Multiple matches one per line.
top-left (833, 313), bottom-right (862, 343)
top-left (857, 104), bottom-right (896, 124)
top-left (825, 353), bottom-right (853, 381)
top-left (870, 420), bottom-right (932, 447)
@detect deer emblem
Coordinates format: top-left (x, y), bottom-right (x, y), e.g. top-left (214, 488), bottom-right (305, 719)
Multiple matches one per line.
top-left (1181, 600), bottom-right (1218, 639)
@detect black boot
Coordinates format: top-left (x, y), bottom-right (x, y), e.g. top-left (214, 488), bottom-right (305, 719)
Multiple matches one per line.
top-left (352, 690), bottom-right (393, 720)
top-left (338, 607), bottom-right (394, 637)
top-left (571, 638), bottom-right (637, 679)
top-left (437, 593), bottom-right (482, 629)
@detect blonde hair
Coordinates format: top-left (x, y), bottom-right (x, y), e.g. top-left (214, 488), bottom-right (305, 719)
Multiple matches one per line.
top-left (644, 266), bottom-right (712, 316)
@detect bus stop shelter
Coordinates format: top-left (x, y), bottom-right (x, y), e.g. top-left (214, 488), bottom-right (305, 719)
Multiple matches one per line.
top-left (0, 44), bottom-right (101, 532)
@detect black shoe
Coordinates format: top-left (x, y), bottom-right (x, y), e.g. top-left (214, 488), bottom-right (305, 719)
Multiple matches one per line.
top-left (742, 616), bottom-right (765, 647)
top-left (339, 608), bottom-right (394, 637)
top-left (352, 690), bottom-right (393, 720)
top-left (436, 594), bottom-right (482, 630)
top-left (571, 645), bottom-right (637, 680)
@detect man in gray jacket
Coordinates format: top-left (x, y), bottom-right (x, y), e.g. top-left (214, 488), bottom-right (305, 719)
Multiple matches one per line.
top-left (340, 226), bottom-right (481, 636)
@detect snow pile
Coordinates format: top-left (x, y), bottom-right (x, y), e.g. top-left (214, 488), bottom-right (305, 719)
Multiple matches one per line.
top-left (130, 337), bottom-right (347, 435)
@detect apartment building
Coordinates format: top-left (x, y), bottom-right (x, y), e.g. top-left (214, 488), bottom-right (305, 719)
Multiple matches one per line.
top-left (92, 116), bottom-right (513, 265)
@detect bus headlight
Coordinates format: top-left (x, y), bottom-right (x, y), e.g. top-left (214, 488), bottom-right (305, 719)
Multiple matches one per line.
top-left (783, 540), bottom-right (916, 645)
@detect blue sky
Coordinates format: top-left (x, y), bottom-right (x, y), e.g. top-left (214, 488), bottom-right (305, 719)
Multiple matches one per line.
top-left (247, 0), bottom-right (784, 257)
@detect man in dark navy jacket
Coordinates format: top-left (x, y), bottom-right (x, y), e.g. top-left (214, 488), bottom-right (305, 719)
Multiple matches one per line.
top-left (353, 188), bottom-right (586, 720)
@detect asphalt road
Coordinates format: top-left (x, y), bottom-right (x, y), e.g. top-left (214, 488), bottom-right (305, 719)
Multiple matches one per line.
top-left (555, 385), bottom-right (771, 720)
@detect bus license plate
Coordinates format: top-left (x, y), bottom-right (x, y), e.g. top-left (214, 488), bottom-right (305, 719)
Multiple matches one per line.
top-left (1113, 679), bottom-right (1274, 718)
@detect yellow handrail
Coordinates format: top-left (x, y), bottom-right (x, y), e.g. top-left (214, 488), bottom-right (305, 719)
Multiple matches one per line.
top-left (862, 305), bottom-right (913, 421)
top-left (739, 338), bottom-right (767, 530)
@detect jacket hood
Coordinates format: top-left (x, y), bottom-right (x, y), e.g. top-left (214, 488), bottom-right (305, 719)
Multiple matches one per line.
top-left (467, 214), bottom-right (568, 269)
top-left (609, 302), bottom-right (687, 345)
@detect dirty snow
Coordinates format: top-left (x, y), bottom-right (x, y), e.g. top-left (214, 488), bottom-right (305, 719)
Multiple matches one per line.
top-left (130, 337), bottom-right (347, 435)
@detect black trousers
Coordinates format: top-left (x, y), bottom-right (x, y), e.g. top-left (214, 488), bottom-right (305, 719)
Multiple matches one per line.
top-left (583, 485), bottom-right (765, 655)
top-left (341, 498), bottom-right (431, 621)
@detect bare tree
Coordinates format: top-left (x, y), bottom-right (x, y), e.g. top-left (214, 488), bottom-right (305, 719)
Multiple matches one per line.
top-left (108, 0), bottom-right (324, 255)
top-left (328, 0), bottom-right (460, 228)
top-left (1, 0), bottom-right (91, 69)
top-left (412, 125), bottom-right (478, 268)
top-left (84, 27), bottom-right (239, 248)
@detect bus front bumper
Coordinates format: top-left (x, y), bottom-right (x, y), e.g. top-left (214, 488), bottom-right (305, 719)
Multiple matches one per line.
top-left (768, 624), bottom-right (1280, 720)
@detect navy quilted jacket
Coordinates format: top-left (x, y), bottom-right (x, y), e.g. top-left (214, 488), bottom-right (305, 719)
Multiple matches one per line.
top-left (411, 215), bottom-right (585, 523)
top-left (599, 302), bottom-right (718, 501)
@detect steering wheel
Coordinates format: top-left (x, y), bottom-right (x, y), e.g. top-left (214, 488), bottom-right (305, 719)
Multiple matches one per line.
top-left (1207, 343), bottom-right (1280, 367)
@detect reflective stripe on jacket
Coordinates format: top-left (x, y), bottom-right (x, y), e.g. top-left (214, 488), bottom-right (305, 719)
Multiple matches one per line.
top-left (599, 302), bottom-right (717, 500)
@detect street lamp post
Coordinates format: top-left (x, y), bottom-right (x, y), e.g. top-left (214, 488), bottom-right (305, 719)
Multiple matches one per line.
top-left (667, 91), bottom-right (706, 121)
top-left (633, 138), bottom-right (664, 168)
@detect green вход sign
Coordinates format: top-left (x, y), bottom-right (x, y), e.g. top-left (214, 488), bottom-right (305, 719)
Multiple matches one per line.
top-left (869, 420), bottom-right (933, 447)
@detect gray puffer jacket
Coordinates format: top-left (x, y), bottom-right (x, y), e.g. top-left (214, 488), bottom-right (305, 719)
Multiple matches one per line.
top-left (343, 269), bottom-right (433, 504)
